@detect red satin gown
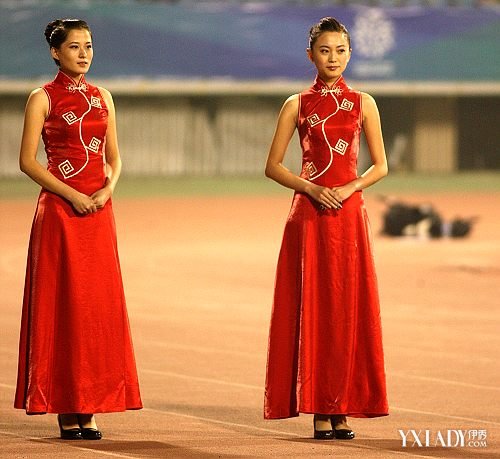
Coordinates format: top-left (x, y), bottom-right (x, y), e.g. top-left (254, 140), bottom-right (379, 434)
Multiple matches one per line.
top-left (264, 76), bottom-right (389, 419)
top-left (15, 71), bottom-right (143, 414)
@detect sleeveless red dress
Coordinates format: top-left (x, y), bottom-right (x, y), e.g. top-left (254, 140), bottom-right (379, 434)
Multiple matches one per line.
top-left (14, 71), bottom-right (142, 414)
top-left (264, 76), bottom-right (389, 419)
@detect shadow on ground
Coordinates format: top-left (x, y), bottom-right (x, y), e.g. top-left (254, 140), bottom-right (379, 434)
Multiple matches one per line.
top-left (30, 438), bottom-right (247, 458)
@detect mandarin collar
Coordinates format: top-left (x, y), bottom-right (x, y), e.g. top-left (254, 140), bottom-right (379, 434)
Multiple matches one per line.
top-left (54, 70), bottom-right (88, 92)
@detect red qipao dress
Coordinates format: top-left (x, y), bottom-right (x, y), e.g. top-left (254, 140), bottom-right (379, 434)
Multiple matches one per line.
top-left (14, 71), bottom-right (142, 414)
top-left (264, 76), bottom-right (389, 419)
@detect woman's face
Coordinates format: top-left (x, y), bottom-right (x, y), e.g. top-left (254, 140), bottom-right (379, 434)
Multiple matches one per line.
top-left (307, 31), bottom-right (351, 84)
top-left (50, 29), bottom-right (93, 79)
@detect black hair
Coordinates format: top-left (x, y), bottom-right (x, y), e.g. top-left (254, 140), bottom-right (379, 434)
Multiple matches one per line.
top-left (308, 17), bottom-right (351, 50)
top-left (44, 19), bottom-right (92, 66)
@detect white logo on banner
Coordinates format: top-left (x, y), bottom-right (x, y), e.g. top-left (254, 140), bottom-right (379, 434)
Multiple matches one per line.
top-left (352, 9), bottom-right (396, 77)
top-left (353, 9), bottom-right (395, 58)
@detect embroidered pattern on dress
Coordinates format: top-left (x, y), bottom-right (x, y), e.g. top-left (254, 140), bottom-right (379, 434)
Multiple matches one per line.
top-left (88, 137), bottom-right (102, 153)
top-left (307, 113), bottom-right (321, 127)
top-left (340, 99), bottom-right (354, 111)
top-left (333, 138), bottom-right (349, 155)
top-left (90, 96), bottom-right (102, 108)
top-left (59, 160), bottom-right (75, 178)
top-left (304, 79), bottom-right (355, 180)
top-left (303, 161), bottom-right (318, 178)
top-left (62, 111), bottom-right (78, 125)
top-left (58, 84), bottom-right (96, 178)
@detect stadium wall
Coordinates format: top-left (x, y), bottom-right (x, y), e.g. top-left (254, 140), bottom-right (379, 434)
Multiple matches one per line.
top-left (0, 88), bottom-right (498, 177)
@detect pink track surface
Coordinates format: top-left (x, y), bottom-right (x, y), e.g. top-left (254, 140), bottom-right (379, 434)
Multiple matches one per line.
top-left (1, 192), bottom-right (498, 458)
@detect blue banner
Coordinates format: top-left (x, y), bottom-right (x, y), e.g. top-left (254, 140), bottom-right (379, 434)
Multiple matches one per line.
top-left (0, 1), bottom-right (498, 81)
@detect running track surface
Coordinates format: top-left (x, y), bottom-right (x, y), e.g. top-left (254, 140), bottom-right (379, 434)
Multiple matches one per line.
top-left (1, 192), bottom-right (498, 458)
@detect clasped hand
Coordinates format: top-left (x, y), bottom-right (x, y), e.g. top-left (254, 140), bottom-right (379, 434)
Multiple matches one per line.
top-left (306, 183), bottom-right (356, 210)
top-left (70, 187), bottom-right (112, 214)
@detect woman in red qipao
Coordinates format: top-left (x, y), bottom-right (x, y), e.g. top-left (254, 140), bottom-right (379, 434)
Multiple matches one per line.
top-left (14, 19), bottom-right (142, 439)
top-left (264, 17), bottom-right (389, 440)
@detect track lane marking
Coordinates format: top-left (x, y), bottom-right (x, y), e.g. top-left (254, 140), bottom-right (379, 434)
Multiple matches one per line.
top-left (0, 430), bottom-right (141, 458)
top-left (142, 407), bottom-right (443, 459)
top-left (139, 349), bottom-right (499, 391)
top-left (142, 369), bottom-right (260, 390)
top-left (5, 368), bottom-right (499, 427)
top-left (142, 369), bottom-right (500, 426)
top-left (140, 339), bottom-right (497, 364)
top-left (0, 382), bottom-right (16, 389)
top-left (388, 372), bottom-right (500, 391)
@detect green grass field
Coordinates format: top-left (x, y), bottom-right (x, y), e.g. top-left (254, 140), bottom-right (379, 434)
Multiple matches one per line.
top-left (0, 172), bottom-right (499, 200)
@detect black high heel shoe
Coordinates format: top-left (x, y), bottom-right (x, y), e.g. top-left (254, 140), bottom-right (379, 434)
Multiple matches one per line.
top-left (331, 415), bottom-right (355, 440)
top-left (313, 414), bottom-right (335, 440)
top-left (57, 414), bottom-right (83, 440)
top-left (77, 415), bottom-right (103, 440)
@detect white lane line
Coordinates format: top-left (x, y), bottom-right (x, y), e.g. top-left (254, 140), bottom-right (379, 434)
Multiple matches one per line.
top-left (142, 369), bottom-right (261, 390)
top-left (143, 369), bottom-right (500, 426)
top-left (390, 345), bottom-right (495, 364)
top-left (0, 382), bottom-right (16, 389)
top-left (141, 339), bottom-right (497, 366)
top-left (391, 407), bottom-right (500, 427)
top-left (385, 305), bottom-right (500, 322)
top-left (142, 408), bottom-right (440, 459)
top-left (133, 313), bottom-right (267, 334)
top-left (0, 429), bottom-right (140, 458)
top-left (143, 407), bottom-right (298, 437)
top-left (139, 341), bottom-right (261, 358)
top-left (6, 368), bottom-right (498, 428)
top-left (389, 372), bottom-right (500, 391)
top-left (142, 366), bottom-right (499, 394)
top-left (0, 412), bottom-right (437, 459)
top-left (0, 347), bottom-right (18, 356)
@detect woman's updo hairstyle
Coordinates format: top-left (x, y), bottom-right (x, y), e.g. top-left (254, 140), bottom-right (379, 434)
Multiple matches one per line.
top-left (308, 17), bottom-right (351, 50)
top-left (44, 18), bottom-right (91, 66)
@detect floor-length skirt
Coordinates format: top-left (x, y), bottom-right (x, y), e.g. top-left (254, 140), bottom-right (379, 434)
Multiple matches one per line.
top-left (264, 191), bottom-right (388, 419)
top-left (15, 191), bottom-right (142, 414)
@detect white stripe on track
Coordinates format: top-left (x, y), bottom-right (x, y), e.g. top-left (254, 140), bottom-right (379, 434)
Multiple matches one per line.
top-left (389, 371), bottom-right (500, 391)
top-left (142, 368), bottom-right (261, 390)
top-left (390, 345), bottom-right (495, 364)
top-left (143, 338), bottom-right (496, 369)
top-left (141, 346), bottom-right (498, 390)
top-left (142, 340), bottom-right (261, 358)
top-left (142, 407), bottom-right (442, 459)
top-left (0, 413), bottom-right (439, 459)
top-left (0, 429), bottom-right (140, 458)
top-left (0, 346), bottom-right (18, 356)
top-left (391, 407), bottom-right (500, 427)
top-left (142, 368), bottom-right (500, 426)
top-left (144, 407), bottom-right (298, 437)
top-left (0, 382), bottom-right (16, 389)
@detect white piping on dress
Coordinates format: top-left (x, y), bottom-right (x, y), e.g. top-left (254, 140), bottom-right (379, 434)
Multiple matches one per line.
top-left (61, 88), bottom-right (93, 179)
top-left (308, 91), bottom-right (340, 181)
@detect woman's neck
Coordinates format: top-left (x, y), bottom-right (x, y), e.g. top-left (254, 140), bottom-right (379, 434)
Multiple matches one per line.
top-left (59, 69), bottom-right (84, 85)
